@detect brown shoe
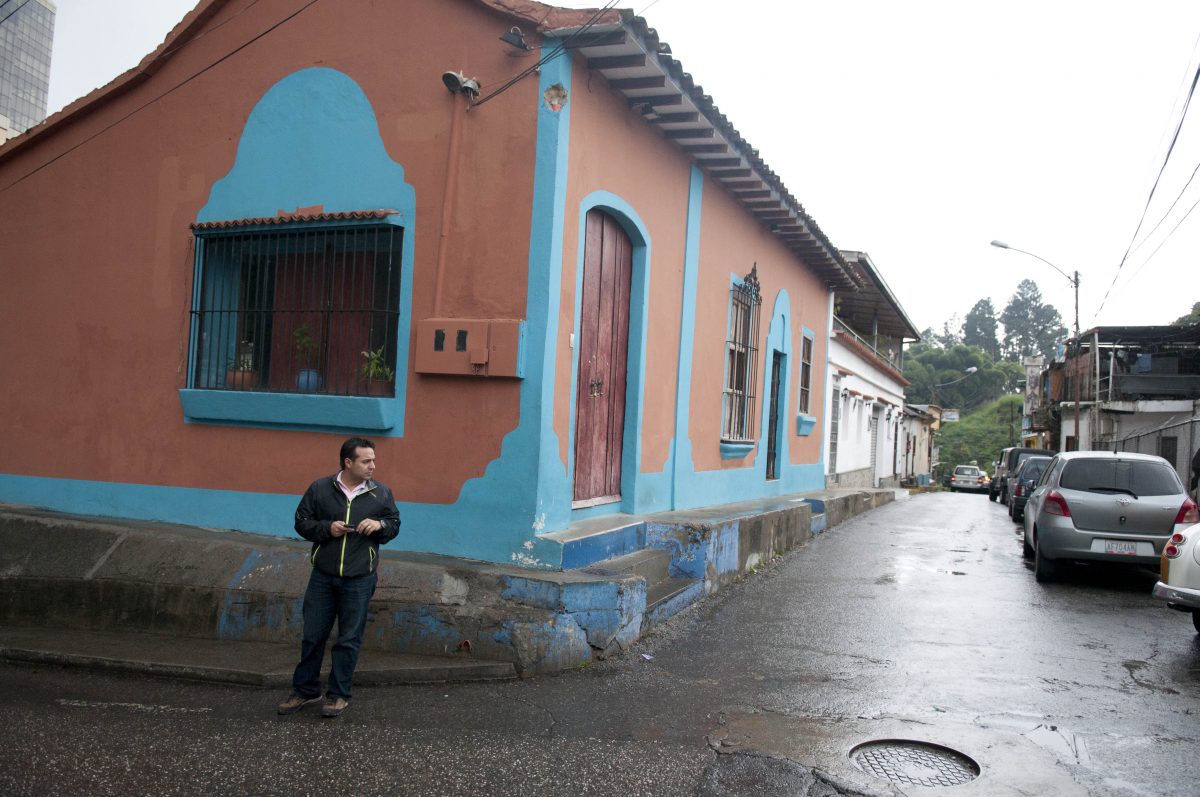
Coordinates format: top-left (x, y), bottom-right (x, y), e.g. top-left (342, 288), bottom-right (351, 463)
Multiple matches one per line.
top-left (277, 693), bottom-right (322, 715)
top-left (321, 696), bottom-right (349, 718)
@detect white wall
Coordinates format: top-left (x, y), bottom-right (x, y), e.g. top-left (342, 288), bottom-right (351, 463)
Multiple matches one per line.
top-left (826, 338), bottom-right (907, 484)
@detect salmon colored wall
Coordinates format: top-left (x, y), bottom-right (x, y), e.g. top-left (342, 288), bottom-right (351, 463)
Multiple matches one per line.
top-left (557, 58), bottom-right (692, 476)
top-left (689, 173), bottom-right (830, 472)
top-left (0, 0), bottom-right (540, 503)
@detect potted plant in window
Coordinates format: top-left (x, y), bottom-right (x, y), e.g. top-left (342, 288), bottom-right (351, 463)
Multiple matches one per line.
top-left (224, 341), bottom-right (259, 390)
top-left (293, 323), bottom-right (323, 392)
top-left (359, 345), bottom-right (395, 396)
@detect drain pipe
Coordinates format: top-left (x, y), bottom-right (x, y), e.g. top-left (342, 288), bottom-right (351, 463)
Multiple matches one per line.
top-left (433, 90), bottom-right (468, 317)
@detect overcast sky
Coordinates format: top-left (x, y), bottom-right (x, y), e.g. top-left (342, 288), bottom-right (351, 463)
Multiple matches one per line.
top-left (45, 0), bottom-right (1200, 338)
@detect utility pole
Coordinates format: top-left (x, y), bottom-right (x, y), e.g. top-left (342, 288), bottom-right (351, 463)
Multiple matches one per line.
top-left (990, 242), bottom-right (1082, 450)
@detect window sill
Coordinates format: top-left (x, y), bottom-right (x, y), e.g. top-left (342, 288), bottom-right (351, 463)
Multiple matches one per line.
top-left (719, 439), bottom-right (755, 459)
top-left (796, 414), bottom-right (817, 436)
top-left (179, 389), bottom-right (397, 431)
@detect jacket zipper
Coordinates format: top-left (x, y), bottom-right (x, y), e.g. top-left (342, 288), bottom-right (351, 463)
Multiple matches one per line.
top-left (337, 486), bottom-right (378, 577)
top-left (340, 498), bottom-right (353, 577)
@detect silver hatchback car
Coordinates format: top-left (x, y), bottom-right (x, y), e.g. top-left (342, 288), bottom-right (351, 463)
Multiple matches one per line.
top-left (1022, 451), bottom-right (1199, 582)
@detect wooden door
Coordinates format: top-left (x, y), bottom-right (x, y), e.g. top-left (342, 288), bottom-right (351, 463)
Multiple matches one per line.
top-left (574, 210), bottom-right (633, 504)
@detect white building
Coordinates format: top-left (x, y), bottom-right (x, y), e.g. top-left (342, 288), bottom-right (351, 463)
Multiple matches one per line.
top-left (825, 252), bottom-right (920, 489)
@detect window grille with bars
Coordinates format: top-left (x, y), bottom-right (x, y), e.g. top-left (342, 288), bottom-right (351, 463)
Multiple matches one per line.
top-left (722, 265), bottom-right (762, 442)
top-left (190, 221), bottom-right (402, 397)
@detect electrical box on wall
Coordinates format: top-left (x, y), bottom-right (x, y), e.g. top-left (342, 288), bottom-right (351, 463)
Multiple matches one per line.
top-left (414, 318), bottom-right (525, 378)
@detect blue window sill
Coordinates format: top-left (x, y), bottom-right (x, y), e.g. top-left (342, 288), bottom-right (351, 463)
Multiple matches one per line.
top-left (796, 414), bottom-right (817, 436)
top-left (179, 389), bottom-right (397, 431)
top-left (719, 439), bottom-right (755, 459)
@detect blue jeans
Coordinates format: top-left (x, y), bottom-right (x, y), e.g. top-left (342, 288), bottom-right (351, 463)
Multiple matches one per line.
top-left (292, 568), bottom-right (376, 700)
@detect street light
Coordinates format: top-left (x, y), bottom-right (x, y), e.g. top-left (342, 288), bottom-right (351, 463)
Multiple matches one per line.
top-left (930, 366), bottom-right (978, 407)
top-left (989, 240), bottom-right (1082, 450)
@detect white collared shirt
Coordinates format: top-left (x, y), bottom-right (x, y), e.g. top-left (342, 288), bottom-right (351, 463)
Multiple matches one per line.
top-left (335, 471), bottom-right (370, 501)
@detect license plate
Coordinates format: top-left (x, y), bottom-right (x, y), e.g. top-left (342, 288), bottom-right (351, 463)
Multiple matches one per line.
top-left (1103, 540), bottom-right (1138, 556)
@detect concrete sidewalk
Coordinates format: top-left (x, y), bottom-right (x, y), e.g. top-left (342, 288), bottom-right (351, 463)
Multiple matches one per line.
top-left (0, 488), bottom-right (904, 681)
top-left (0, 626), bottom-right (514, 686)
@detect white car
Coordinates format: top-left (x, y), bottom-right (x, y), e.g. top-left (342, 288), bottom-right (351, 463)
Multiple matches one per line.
top-left (1152, 522), bottom-right (1200, 634)
top-left (949, 465), bottom-right (987, 493)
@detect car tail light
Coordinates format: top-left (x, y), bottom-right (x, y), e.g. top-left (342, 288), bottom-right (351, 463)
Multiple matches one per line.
top-left (1174, 498), bottom-right (1199, 525)
top-left (1164, 534), bottom-right (1185, 559)
top-left (1014, 483), bottom-right (1024, 498)
top-left (1043, 490), bottom-right (1072, 517)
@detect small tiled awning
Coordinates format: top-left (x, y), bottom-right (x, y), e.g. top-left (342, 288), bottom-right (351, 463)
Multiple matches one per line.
top-left (190, 209), bottom-right (398, 231)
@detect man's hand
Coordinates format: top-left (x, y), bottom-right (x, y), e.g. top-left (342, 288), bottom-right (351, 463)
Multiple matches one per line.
top-left (356, 519), bottom-right (384, 535)
top-left (331, 521), bottom-right (352, 538)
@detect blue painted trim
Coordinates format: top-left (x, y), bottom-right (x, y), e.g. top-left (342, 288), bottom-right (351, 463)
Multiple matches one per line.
top-left (796, 414), bottom-right (817, 436)
top-left (0, 474), bottom-right (298, 536)
top-left (671, 288), bottom-right (826, 508)
top-left (179, 389), bottom-right (397, 431)
top-left (382, 38), bottom-right (578, 569)
top-left (720, 440), bottom-right (754, 459)
top-left (567, 192), bottom-right (653, 518)
top-left (671, 165), bottom-right (704, 509)
top-left (192, 68), bottom-right (416, 437)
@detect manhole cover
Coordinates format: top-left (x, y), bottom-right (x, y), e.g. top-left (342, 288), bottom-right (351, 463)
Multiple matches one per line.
top-left (850, 739), bottom-right (980, 787)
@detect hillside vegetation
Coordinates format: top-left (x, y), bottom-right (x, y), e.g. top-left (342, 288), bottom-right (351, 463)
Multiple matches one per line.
top-left (937, 394), bottom-right (1025, 476)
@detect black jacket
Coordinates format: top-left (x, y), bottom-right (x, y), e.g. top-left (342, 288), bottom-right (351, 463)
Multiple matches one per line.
top-left (295, 474), bottom-right (401, 578)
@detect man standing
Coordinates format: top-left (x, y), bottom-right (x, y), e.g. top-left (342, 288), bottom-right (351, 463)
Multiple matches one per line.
top-left (277, 437), bottom-right (400, 718)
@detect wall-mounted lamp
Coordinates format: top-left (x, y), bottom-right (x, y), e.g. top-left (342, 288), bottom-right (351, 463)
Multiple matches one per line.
top-left (442, 71), bottom-right (481, 100)
top-left (499, 26), bottom-right (532, 51)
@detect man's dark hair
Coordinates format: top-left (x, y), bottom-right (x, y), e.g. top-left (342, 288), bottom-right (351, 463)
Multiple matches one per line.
top-left (340, 437), bottom-right (375, 469)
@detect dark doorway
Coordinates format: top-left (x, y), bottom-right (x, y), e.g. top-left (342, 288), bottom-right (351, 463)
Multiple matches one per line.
top-left (766, 350), bottom-right (784, 481)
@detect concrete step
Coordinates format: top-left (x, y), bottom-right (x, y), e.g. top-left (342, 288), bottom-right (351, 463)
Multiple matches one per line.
top-left (645, 577), bottom-right (704, 628)
top-left (581, 548), bottom-right (671, 583)
top-left (541, 516), bottom-right (647, 569)
top-left (0, 626), bottom-right (516, 687)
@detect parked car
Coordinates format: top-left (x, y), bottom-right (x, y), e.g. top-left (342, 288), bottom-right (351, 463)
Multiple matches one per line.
top-left (1008, 456), bottom-right (1053, 524)
top-left (991, 446), bottom-right (1058, 505)
top-left (1022, 451), bottom-right (1199, 582)
top-left (1152, 523), bottom-right (1200, 633)
top-left (950, 465), bottom-right (988, 493)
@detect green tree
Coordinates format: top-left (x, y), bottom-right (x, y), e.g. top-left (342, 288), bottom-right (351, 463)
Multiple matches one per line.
top-left (903, 344), bottom-right (1008, 410)
top-left (1172, 301), bottom-right (1200, 326)
top-left (937, 394), bottom-right (1025, 477)
top-left (1000, 279), bottom-right (1067, 361)
top-left (962, 299), bottom-right (1000, 360)
top-left (937, 314), bottom-right (963, 348)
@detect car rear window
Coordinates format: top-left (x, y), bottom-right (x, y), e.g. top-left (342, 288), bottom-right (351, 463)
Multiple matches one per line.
top-left (954, 467), bottom-right (978, 476)
top-left (1013, 452), bottom-right (1042, 469)
top-left (1018, 460), bottom-right (1050, 480)
top-left (1059, 459), bottom-right (1183, 497)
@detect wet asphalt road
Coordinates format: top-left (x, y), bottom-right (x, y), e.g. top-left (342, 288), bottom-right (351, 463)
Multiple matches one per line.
top-left (4, 492), bottom-right (1199, 796)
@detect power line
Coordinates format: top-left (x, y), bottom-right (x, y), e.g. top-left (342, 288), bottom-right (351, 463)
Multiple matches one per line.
top-left (1120, 188), bottom-right (1200, 284)
top-left (471, 0), bottom-right (621, 108)
top-left (1124, 31), bottom-right (1200, 261)
top-left (1095, 52), bottom-right (1200, 321)
top-left (0, 0), bottom-right (322, 195)
top-left (1126, 157), bottom-right (1200, 258)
